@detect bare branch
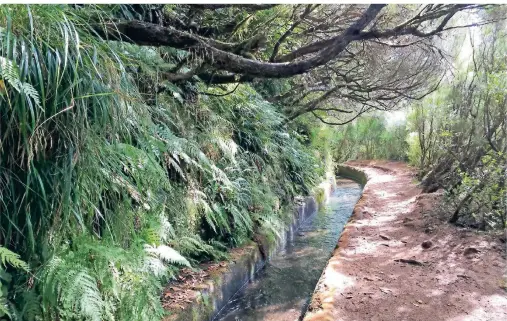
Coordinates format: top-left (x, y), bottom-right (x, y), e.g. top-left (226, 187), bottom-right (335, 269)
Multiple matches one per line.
top-left (270, 4), bottom-right (318, 62)
top-left (190, 4), bottom-right (278, 12)
top-left (199, 83), bottom-right (241, 97)
top-left (311, 105), bottom-right (371, 125)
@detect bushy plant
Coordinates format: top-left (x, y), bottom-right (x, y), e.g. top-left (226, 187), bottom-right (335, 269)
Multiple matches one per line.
top-left (0, 5), bottom-right (322, 320)
top-left (329, 115), bottom-right (408, 163)
top-left (447, 152), bottom-right (506, 229)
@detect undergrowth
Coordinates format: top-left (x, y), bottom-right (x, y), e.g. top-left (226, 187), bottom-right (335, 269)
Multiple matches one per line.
top-left (0, 5), bottom-right (323, 320)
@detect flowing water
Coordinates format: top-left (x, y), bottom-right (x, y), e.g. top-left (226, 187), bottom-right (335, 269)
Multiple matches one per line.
top-left (214, 179), bottom-right (363, 321)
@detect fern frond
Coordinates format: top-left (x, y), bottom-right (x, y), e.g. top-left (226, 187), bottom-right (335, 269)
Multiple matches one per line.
top-left (144, 244), bottom-right (190, 267)
top-left (0, 246), bottom-right (29, 271)
top-left (0, 297), bottom-right (11, 319)
top-left (0, 56), bottom-right (21, 91)
top-left (20, 290), bottom-right (40, 321)
top-left (74, 272), bottom-right (105, 321)
top-left (21, 83), bottom-right (41, 108)
top-left (0, 57), bottom-right (41, 108)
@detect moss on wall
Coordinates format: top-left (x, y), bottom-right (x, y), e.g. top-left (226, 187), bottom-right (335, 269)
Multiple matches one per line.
top-left (336, 165), bottom-right (367, 186)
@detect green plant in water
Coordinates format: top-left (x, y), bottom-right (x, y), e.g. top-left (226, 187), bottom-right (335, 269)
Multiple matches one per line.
top-left (314, 187), bottom-right (326, 207)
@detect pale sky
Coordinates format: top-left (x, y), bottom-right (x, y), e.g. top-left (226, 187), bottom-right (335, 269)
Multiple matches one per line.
top-left (384, 110), bottom-right (407, 127)
top-left (383, 10), bottom-right (481, 129)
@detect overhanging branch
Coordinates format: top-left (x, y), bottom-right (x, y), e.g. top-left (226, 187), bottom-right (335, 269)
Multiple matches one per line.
top-left (311, 105), bottom-right (370, 125)
top-left (97, 5), bottom-right (385, 79)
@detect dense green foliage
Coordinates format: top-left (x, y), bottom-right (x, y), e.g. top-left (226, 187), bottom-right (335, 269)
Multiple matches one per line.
top-left (407, 23), bottom-right (507, 229)
top-left (330, 116), bottom-right (408, 162)
top-left (0, 4), bottom-right (505, 321)
top-left (0, 6), bottom-right (323, 320)
top-left (1, 246), bottom-right (29, 319)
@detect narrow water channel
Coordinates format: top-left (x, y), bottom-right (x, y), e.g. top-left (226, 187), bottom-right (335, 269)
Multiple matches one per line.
top-left (214, 178), bottom-right (363, 321)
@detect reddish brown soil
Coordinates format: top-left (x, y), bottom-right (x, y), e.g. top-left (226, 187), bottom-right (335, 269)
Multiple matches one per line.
top-left (305, 161), bottom-right (507, 321)
top-left (161, 244), bottom-right (258, 319)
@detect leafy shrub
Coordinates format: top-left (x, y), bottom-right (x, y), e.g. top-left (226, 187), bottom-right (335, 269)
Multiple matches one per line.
top-left (0, 5), bottom-right (322, 320)
top-left (447, 152), bottom-right (506, 229)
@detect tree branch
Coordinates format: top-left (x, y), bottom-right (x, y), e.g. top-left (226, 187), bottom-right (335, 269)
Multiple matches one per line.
top-left (277, 4), bottom-right (484, 63)
top-left (311, 105), bottom-right (370, 126)
top-left (200, 4), bottom-right (385, 78)
top-left (197, 73), bottom-right (254, 85)
top-left (98, 5), bottom-right (384, 79)
top-left (95, 4), bottom-right (493, 84)
top-left (190, 4), bottom-right (278, 12)
top-left (270, 4), bottom-right (317, 62)
top-left (199, 83), bottom-right (241, 97)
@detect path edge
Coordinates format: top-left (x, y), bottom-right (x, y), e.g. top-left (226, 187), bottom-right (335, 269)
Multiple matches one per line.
top-left (301, 164), bottom-right (369, 321)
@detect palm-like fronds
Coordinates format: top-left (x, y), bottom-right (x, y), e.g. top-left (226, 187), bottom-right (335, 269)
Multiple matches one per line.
top-left (0, 4), bottom-right (323, 321)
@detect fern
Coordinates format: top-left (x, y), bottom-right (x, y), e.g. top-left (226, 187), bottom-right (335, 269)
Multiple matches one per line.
top-left (21, 82), bottom-right (41, 108)
top-left (42, 256), bottom-right (108, 321)
top-left (20, 290), bottom-right (40, 321)
top-left (0, 5), bottom-right (323, 320)
top-left (0, 56), bottom-right (21, 91)
top-left (74, 272), bottom-right (104, 321)
top-left (0, 246), bottom-right (29, 271)
top-left (144, 244), bottom-right (190, 267)
top-left (0, 297), bottom-right (11, 319)
top-left (0, 247), bottom-right (29, 320)
top-left (0, 57), bottom-right (41, 108)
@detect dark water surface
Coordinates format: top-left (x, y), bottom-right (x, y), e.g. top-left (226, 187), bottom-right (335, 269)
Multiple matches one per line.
top-left (214, 179), bottom-right (362, 321)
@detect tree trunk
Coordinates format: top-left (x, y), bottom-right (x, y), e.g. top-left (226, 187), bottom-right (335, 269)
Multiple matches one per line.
top-left (449, 182), bottom-right (484, 223)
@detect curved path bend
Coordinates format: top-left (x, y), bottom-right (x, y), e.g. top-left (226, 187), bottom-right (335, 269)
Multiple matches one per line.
top-left (304, 161), bottom-right (507, 321)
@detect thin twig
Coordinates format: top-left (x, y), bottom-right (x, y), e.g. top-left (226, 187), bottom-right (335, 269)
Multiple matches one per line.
top-left (199, 83), bottom-right (240, 97)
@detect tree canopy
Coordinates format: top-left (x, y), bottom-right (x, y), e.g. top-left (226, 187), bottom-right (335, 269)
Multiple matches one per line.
top-left (93, 4), bottom-right (496, 124)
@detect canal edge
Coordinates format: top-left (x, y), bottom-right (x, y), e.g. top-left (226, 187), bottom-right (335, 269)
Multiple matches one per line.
top-left (163, 175), bottom-right (337, 321)
top-left (300, 164), bottom-right (369, 321)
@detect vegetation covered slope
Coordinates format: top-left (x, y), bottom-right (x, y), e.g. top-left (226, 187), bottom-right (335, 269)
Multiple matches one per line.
top-left (408, 23), bottom-right (507, 229)
top-left (0, 6), bottom-right (322, 320)
top-left (0, 4), bottom-right (502, 321)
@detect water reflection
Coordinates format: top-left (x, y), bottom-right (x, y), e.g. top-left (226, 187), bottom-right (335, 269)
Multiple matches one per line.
top-left (215, 179), bottom-right (362, 321)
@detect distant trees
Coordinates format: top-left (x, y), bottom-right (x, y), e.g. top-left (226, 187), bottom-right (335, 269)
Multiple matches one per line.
top-left (330, 115), bottom-right (408, 162)
top-left (406, 96), bottom-right (441, 171)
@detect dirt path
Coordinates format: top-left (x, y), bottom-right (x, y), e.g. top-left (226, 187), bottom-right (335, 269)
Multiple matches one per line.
top-left (304, 161), bottom-right (507, 321)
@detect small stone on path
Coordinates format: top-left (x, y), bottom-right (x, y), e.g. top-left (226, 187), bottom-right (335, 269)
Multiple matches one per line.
top-left (463, 247), bottom-right (480, 256)
top-left (394, 258), bottom-right (424, 266)
top-left (421, 240), bottom-right (433, 249)
top-left (424, 226), bottom-right (435, 234)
